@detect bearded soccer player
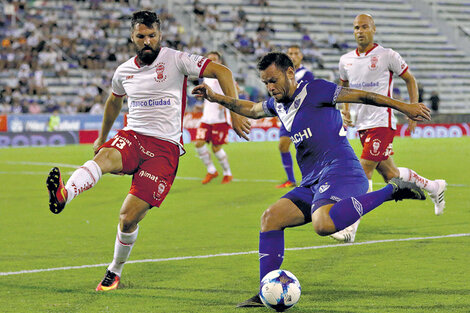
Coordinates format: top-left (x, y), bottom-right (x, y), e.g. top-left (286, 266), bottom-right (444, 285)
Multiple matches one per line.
top-left (194, 51), bottom-right (234, 184)
top-left (331, 14), bottom-right (446, 243)
top-left (192, 52), bottom-right (430, 307)
top-left (46, 11), bottom-right (250, 291)
top-left (274, 45), bottom-right (316, 188)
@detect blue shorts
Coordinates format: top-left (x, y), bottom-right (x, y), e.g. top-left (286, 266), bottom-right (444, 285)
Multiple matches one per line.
top-left (282, 173), bottom-right (368, 223)
top-left (279, 124), bottom-right (289, 137)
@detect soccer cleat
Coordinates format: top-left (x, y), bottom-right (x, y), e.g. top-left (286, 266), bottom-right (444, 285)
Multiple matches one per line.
top-left (202, 171), bottom-right (218, 184)
top-left (389, 177), bottom-right (426, 201)
top-left (46, 167), bottom-right (68, 214)
top-left (276, 180), bottom-right (296, 188)
top-left (330, 219), bottom-right (360, 243)
top-left (236, 294), bottom-right (264, 308)
top-left (96, 270), bottom-right (120, 291)
top-left (221, 175), bottom-right (233, 184)
top-left (429, 179), bottom-right (447, 215)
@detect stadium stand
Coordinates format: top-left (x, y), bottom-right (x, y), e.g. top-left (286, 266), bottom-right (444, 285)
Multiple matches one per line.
top-left (1, 0), bottom-right (470, 113)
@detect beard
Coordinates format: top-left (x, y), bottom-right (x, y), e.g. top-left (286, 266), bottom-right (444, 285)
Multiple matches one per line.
top-left (137, 46), bottom-right (160, 65)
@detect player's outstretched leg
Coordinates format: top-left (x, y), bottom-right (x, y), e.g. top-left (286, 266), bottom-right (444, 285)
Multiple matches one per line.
top-left (328, 178), bottom-right (425, 237)
top-left (398, 167), bottom-right (446, 215)
top-left (46, 167), bottom-right (68, 214)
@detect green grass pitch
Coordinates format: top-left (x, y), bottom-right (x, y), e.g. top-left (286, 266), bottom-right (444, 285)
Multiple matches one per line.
top-left (0, 137), bottom-right (469, 312)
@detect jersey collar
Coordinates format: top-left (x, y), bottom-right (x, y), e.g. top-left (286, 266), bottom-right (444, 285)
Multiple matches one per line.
top-left (355, 43), bottom-right (378, 56)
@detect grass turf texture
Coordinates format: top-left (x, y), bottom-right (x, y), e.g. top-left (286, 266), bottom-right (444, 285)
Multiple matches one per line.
top-left (0, 137), bottom-right (469, 312)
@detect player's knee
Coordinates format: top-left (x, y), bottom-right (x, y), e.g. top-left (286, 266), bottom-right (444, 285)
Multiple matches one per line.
top-left (119, 212), bottom-right (139, 232)
top-left (278, 138), bottom-right (290, 153)
top-left (261, 206), bottom-right (283, 232)
top-left (94, 148), bottom-right (121, 173)
top-left (194, 140), bottom-right (205, 148)
top-left (311, 211), bottom-right (335, 236)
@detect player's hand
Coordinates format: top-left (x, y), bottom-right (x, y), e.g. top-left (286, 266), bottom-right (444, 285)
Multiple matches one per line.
top-left (404, 102), bottom-right (431, 122)
top-left (341, 108), bottom-right (354, 127)
top-left (407, 119), bottom-right (417, 133)
top-left (231, 113), bottom-right (251, 141)
top-left (192, 83), bottom-right (216, 102)
top-left (93, 136), bottom-right (107, 155)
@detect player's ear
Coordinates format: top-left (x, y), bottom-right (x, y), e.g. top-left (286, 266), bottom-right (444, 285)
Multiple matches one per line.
top-left (287, 67), bottom-right (295, 80)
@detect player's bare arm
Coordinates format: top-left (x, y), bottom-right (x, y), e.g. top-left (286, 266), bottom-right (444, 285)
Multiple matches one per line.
top-left (401, 70), bottom-right (419, 132)
top-left (192, 83), bottom-right (267, 119)
top-left (338, 80), bottom-right (353, 126)
top-left (93, 93), bottom-right (124, 153)
top-left (337, 87), bottom-right (431, 122)
top-left (202, 61), bottom-right (251, 140)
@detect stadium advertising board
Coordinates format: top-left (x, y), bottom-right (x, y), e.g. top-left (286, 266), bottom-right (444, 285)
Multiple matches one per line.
top-left (0, 131), bottom-right (79, 148)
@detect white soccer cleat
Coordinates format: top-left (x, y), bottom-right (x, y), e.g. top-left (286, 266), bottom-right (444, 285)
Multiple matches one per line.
top-left (330, 219), bottom-right (360, 243)
top-left (429, 179), bottom-right (447, 215)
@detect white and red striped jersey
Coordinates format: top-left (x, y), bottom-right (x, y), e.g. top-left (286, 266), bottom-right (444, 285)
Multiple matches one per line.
top-left (338, 44), bottom-right (409, 131)
top-left (112, 47), bottom-right (210, 154)
top-left (200, 78), bottom-right (231, 124)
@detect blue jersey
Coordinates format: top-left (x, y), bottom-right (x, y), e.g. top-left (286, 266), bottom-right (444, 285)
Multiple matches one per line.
top-left (295, 65), bottom-right (315, 83)
top-left (263, 80), bottom-right (365, 186)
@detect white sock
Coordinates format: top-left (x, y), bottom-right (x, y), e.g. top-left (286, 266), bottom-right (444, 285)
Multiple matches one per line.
top-left (107, 224), bottom-right (139, 276)
top-left (398, 167), bottom-right (438, 193)
top-left (368, 179), bottom-right (373, 192)
top-left (215, 148), bottom-right (231, 176)
top-left (65, 160), bottom-right (102, 204)
top-left (196, 145), bottom-right (216, 174)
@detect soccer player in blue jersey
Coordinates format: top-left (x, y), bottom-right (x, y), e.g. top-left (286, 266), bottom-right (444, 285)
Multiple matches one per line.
top-left (192, 52), bottom-right (431, 307)
top-left (275, 45), bottom-right (316, 188)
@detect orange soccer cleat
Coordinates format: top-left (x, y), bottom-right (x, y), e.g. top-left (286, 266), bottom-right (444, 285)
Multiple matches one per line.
top-left (202, 171), bottom-right (218, 184)
top-left (276, 180), bottom-right (296, 188)
top-left (221, 175), bottom-right (233, 184)
top-left (46, 167), bottom-right (68, 214)
top-left (96, 270), bottom-right (120, 291)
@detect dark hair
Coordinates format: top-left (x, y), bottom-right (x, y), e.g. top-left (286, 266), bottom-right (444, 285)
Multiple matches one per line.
top-left (257, 52), bottom-right (294, 72)
top-left (131, 11), bottom-right (161, 30)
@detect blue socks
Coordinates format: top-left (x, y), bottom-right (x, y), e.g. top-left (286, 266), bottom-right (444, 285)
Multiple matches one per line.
top-left (281, 152), bottom-right (296, 183)
top-left (329, 184), bottom-right (394, 231)
top-left (259, 230), bottom-right (284, 281)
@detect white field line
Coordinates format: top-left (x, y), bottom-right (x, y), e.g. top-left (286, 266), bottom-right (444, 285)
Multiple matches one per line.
top-left (1, 233), bottom-right (469, 277)
top-left (1, 161), bottom-right (468, 186)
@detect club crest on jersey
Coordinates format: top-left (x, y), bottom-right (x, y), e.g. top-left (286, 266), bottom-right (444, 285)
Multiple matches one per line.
top-left (154, 62), bottom-right (167, 82)
top-left (319, 183), bottom-right (330, 193)
top-left (369, 56), bottom-right (379, 70)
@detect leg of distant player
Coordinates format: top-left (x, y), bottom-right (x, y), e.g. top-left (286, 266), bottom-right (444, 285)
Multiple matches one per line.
top-left (277, 136), bottom-right (296, 188)
top-left (377, 158), bottom-right (446, 215)
top-left (96, 194), bottom-right (150, 291)
top-left (195, 139), bottom-right (218, 184)
top-left (212, 144), bottom-right (232, 184)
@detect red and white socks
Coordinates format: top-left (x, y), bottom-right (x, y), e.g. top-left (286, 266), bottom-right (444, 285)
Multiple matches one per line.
top-left (398, 167), bottom-right (438, 194)
top-left (64, 160), bottom-right (102, 204)
top-left (196, 145), bottom-right (217, 174)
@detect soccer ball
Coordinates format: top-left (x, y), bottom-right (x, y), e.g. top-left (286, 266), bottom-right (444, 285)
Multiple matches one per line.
top-left (259, 269), bottom-right (301, 312)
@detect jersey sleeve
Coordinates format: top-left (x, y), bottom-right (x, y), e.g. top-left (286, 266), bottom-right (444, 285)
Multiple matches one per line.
top-left (388, 49), bottom-right (408, 76)
top-left (111, 69), bottom-right (126, 97)
top-left (308, 79), bottom-right (342, 107)
top-left (175, 50), bottom-right (211, 78)
top-left (261, 97), bottom-right (277, 117)
top-left (338, 56), bottom-right (348, 82)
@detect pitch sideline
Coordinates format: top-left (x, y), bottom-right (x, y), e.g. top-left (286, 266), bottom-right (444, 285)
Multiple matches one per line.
top-left (1, 233), bottom-right (469, 277)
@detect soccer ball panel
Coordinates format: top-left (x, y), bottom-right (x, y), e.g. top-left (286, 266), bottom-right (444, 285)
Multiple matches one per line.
top-left (259, 269), bottom-right (301, 311)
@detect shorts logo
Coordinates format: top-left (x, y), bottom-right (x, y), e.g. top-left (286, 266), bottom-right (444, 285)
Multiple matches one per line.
top-left (370, 139), bottom-right (381, 156)
top-left (153, 180), bottom-right (168, 200)
top-left (154, 62), bottom-right (167, 82)
top-left (319, 183), bottom-right (330, 193)
top-left (369, 56), bottom-right (379, 70)
top-left (352, 197), bottom-right (363, 216)
top-left (139, 170), bottom-right (159, 183)
top-left (197, 57), bottom-right (206, 68)
top-left (330, 195), bottom-right (342, 202)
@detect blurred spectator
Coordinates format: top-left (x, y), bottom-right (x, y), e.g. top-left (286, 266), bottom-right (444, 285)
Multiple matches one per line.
top-left (430, 91), bottom-right (440, 112)
top-left (193, 0), bottom-right (206, 23)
